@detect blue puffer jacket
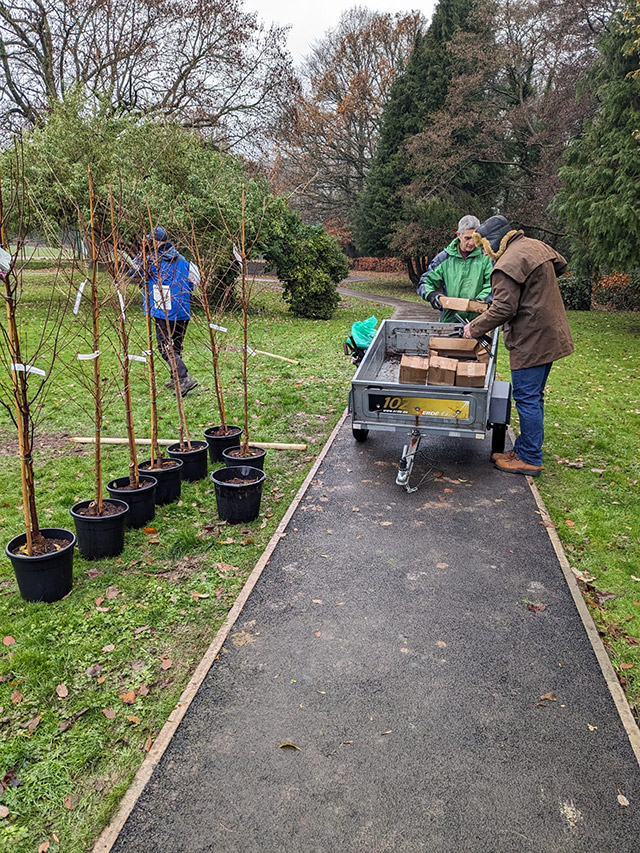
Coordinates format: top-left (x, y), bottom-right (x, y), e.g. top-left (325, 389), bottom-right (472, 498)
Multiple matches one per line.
top-left (131, 242), bottom-right (193, 321)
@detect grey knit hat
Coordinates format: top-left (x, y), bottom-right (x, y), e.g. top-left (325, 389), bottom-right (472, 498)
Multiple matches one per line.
top-left (476, 215), bottom-right (512, 252)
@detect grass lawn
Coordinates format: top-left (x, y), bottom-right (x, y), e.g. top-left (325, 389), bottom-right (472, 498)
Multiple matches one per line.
top-left (344, 273), bottom-right (423, 303)
top-left (0, 274), bottom-right (394, 851)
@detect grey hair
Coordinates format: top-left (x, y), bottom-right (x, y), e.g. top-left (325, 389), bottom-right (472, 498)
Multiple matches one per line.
top-left (457, 215), bottom-right (480, 233)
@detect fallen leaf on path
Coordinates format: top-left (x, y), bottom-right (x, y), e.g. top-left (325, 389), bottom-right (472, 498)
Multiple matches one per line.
top-left (379, 521), bottom-right (393, 526)
top-left (120, 691), bottom-right (137, 705)
top-left (2, 636), bottom-right (15, 646)
top-left (105, 585), bottom-right (120, 599)
top-left (101, 708), bottom-right (116, 719)
top-left (315, 631), bottom-right (322, 638)
top-left (143, 527), bottom-right (157, 535)
top-left (10, 690), bottom-right (23, 703)
top-left (126, 715), bottom-right (141, 725)
top-left (56, 683), bottom-right (68, 698)
top-left (527, 602), bottom-right (547, 612)
top-left (588, 724), bottom-right (598, 731)
top-left (381, 730), bottom-right (392, 736)
top-left (312, 599), bottom-right (323, 604)
top-left (436, 640), bottom-right (447, 648)
top-left (160, 657), bottom-right (172, 670)
top-left (278, 742), bottom-right (301, 751)
top-left (536, 692), bottom-right (557, 706)
top-left (618, 793), bottom-right (630, 807)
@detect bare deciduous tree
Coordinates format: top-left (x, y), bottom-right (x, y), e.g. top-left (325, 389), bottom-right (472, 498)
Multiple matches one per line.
top-left (273, 7), bottom-right (425, 238)
top-left (0, 0), bottom-right (298, 151)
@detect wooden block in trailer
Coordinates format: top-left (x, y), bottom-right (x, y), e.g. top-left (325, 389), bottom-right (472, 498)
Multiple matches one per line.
top-left (399, 354), bottom-right (429, 384)
top-left (427, 356), bottom-right (457, 386)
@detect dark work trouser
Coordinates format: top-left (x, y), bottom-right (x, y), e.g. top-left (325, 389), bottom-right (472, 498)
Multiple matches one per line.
top-left (155, 318), bottom-right (189, 379)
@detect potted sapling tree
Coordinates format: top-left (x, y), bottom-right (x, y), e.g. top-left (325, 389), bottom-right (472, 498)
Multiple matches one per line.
top-left (0, 189), bottom-right (76, 601)
top-left (103, 188), bottom-right (157, 526)
top-left (185, 214), bottom-right (242, 462)
top-left (135, 238), bottom-right (183, 504)
top-left (69, 180), bottom-right (129, 557)
top-left (210, 187), bottom-right (266, 523)
top-left (143, 213), bottom-right (208, 481)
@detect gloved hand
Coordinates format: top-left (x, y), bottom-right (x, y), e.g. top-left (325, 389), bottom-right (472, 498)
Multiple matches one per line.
top-left (484, 292), bottom-right (494, 304)
top-left (427, 290), bottom-right (443, 310)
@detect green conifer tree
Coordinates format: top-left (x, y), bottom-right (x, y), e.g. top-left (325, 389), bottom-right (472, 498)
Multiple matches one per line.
top-left (555, 14), bottom-right (640, 276)
top-left (354, 0), bottom-right (475, 278)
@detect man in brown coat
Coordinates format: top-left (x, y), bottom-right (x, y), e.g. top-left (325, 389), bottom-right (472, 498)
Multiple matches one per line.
top-left (463, 215), bottom-right (574, 476)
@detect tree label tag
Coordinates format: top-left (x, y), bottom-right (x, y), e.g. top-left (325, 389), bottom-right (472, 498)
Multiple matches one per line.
top-left (209, 323), bottom-right (228, 332)
top-left (73, 280), bottom-right (87, 314)
top-left (77, 351), bottom-right (101, 361)
top-left (152, 283), bottom-right (171, 312)
top-left (11, 362), bottom-right (46, 377)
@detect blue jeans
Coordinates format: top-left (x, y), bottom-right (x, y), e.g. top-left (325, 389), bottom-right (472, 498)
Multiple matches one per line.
top-left (511, 362), bottom-right (553, 466)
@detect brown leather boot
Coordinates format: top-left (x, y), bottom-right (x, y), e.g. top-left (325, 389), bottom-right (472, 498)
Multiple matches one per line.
top-left (493, 453), bottom-right (542, 476)
top-left (491, 449), bottom-right (517, 463)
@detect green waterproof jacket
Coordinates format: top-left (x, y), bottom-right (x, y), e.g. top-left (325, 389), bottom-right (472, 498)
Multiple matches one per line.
top-left (418, 238), bottom-right (493, 322)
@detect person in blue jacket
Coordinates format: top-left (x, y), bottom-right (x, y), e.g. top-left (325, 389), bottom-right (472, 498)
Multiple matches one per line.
top-left (130, 227), bottom-right (199, 396)
top-left (417, 215), bottom-right (493, 323)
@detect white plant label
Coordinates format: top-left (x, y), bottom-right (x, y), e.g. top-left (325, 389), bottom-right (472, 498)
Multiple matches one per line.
top-left (232, 245), bottom-right (243, 265)
top-left (128, 354), bottom-right (147, 363)
top-left (245, 346), bottom-right (257, 357)
top-left (73, 280), bottom-right (87, 314)
top-left (0, 247), bottom-right (11, 272)
top-left (11, 362), bottom-right (46, 377)
top-left (77, 351), bottom-right (101, 361)
top-left (152, 283), bottom-right (171, 313)
top-left (209, 323), bottom-right (228, 333)
top-left (188, 263), bottom-right (201, 285)
top-left (118, 291), bottom-right (126, 320)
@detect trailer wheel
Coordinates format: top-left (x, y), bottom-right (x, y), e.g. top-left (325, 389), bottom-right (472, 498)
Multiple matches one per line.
top-left (352, 427), bottom-right (369, 443)
top-left (491, 423), bottom-right (507, 454)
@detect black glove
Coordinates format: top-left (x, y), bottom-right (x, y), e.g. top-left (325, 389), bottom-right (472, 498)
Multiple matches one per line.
top-left (427, 290), bottom-right (443, 310)
top-left (484, 293), bottom-right (494, 304)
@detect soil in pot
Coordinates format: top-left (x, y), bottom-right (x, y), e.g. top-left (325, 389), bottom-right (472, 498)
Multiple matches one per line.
top-left (167, 441), bottom-right (208, 482)
top-left (210, 465), bottom-right (266, 524)
top-left (70, 499), bottom-right (129, 560)
top-left (222, 445), bottom-right (266, 471)
top-left (6, 527), bottom-right (76, 602)
top-left (106, 476), bottom-right (157, 529)
top-left (203, 425), bottom-right (242, 463)
top-left (139, 457), bottom-right (183, 505)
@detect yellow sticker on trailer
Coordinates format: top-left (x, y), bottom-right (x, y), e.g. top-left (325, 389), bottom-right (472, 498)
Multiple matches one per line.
top-left (369, 394), bottom-right (470, 419)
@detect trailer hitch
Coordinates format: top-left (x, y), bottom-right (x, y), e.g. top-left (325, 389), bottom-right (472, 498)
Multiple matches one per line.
top-left (396, 429), bottom-right (422, 493)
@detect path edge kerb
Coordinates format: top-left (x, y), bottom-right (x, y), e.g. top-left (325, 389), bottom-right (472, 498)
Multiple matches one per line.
top-left (91, 409), bottom-right (349, 853)
top-left (524, 469), bottom-right (640, 767)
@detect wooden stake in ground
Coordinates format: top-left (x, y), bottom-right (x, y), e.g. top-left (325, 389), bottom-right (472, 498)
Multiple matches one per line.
top-left (239, 184), bottom-right (251, 456)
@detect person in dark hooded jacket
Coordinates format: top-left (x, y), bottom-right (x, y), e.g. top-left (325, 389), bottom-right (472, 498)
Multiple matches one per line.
top-left (130, 227), bottom-right (199, 396)
top-left (463, 215), bottom-right (574, 476)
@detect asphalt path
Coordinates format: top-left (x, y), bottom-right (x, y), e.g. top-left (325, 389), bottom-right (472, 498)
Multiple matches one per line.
top-left (110, 418), bottom-right (640, 851)
top-left (107, 295), bottom-right (640, 851)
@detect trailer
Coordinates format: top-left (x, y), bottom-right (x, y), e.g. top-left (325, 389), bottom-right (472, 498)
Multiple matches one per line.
top-left (348, 319), bottom-right (512, 491)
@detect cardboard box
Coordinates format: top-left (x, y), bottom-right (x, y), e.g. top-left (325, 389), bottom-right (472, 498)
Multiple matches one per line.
top-left (440, 296), bottom-right (488, 313)
top-left (399, 354), bottom-right (429, 384)
top-left (455, 361), bottom-right (487, 387)
top-left (427, 355), bottom-right (457, 386)
top-left (428, 337), bottom-right (489, 363)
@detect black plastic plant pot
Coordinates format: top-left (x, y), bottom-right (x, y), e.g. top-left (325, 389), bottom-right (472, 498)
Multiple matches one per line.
top-left (167, 441), bottom-right (208, 482)
top-left (70, 499), bottom-right (129, 560)
top-left (105, 476), bottom-right (157, 529)
top-left (5, 527), bottom-right (76, 603)
top-left (222, 445), bottom-right (267, 471)
top-left (203, 426), bottom-right (242, 464)
top-left (210, 465), bottom-right (266, 524)
top-left (139, 458), bottom-right (183, 505)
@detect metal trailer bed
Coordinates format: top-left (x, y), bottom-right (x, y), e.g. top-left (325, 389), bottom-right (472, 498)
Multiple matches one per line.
top-left (348, 319), bottom-right (512, 491)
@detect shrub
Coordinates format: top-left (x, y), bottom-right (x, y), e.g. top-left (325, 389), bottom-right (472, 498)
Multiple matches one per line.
top-left (282, 271), bottom-right (340, 320)
top-left (350, 256), bottom-right (405, 273)
top-left (593, 270), bottom-right (640, 311)
top-left (559, 274), bottom-right (593, 310)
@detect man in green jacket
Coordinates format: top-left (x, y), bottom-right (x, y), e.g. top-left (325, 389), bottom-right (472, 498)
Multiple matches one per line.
top-left (417, 215), bottom-right (493, 322)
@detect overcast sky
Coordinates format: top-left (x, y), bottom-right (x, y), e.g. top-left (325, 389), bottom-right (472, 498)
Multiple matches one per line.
top-left (244, 0), bottom-right (436, 64)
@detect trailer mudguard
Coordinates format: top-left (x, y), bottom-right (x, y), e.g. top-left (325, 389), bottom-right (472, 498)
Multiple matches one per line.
top-left (488, 380), bottom-right (512, 425)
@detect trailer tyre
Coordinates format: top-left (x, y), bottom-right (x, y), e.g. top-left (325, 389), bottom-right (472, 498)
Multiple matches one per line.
top-left (352, 427), bottom-right (369, 443)
top-left (491, 423), bottom-right (507, 454)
